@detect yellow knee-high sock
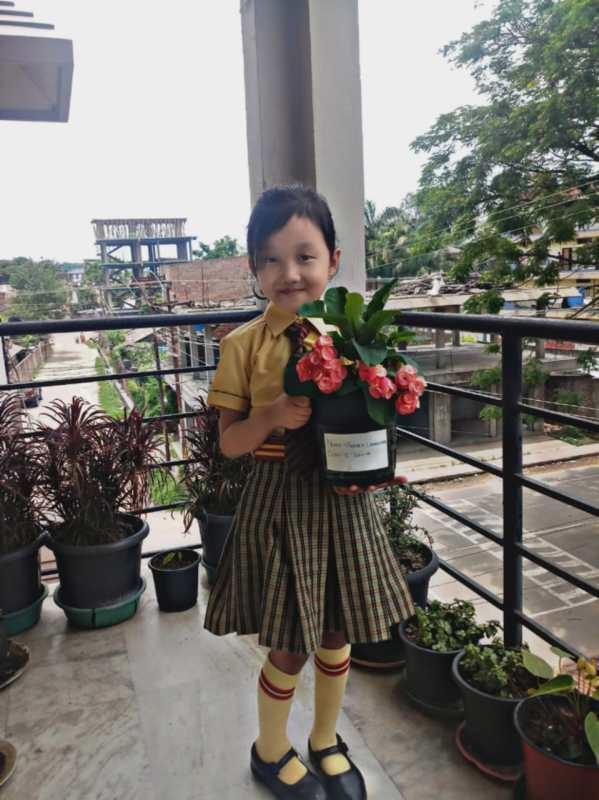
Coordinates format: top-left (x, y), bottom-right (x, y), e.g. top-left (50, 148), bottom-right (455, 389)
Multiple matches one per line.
top-left (255, 655), bottom-right (307, 785)
top-left (310, 644), bottom-right (352, 776)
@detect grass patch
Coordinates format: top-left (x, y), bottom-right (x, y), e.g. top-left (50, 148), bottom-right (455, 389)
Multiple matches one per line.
top-left (149, 469), bottom-right (188, 508)
top-left (95, 356), bottom-right (125, 418)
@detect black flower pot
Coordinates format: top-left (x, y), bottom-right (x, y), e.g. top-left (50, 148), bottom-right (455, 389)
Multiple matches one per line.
top-left (398, 618), bottom-right (463, 714)
top-left (0, 533), bottom-right (46, 615)
top-left (149, 549), bottom-right (200, 612)
top-left (312, 389), bottom-right (397, 487)
top-left (198, 511), bottom-right (234, 580)
top-left (452, 649), bottom-right (523, 766)
top-left (46, 513), bottom-right (148, 609)
top-left (351, 545), bottom-right (439, 669)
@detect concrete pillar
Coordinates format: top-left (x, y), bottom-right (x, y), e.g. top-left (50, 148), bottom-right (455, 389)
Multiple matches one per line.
top-left (188, 325), bottom-right (202, 380)
top-left (535, 339), bottom-right (545, 360)
top-left (177, 241), bottom-right (188, 261)
top-left (429, 392), bottom-right (452, 445)
top-left (240, 0), bottom-right (366, 293)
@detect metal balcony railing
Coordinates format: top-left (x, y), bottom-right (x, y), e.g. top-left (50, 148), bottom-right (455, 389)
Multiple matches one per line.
top-left (1, 309), bottom-right (598, 658)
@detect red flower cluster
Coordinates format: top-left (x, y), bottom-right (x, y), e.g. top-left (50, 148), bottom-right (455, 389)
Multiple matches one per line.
top-left (296, 335), bottom-right (348, 394)
top-left (393, 364), bottom-right (426, 415)
top-left (358, 361), bottom-right (426, 415)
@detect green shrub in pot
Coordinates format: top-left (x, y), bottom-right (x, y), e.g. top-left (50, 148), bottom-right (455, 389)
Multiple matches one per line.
top-left (37, 397), bottom-right (165, 620)
top-left (398, 599), bottom-right (500, 712)
top-left (0, 396), bottom-right (48, 634)
top-left (183, 396), bottom-right (253, 580)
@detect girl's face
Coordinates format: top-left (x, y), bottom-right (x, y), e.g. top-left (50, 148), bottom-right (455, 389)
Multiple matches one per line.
top-left (255, 214), bottom-right (341, 313)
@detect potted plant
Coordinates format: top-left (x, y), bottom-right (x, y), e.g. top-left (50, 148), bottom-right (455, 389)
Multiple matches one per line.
top-left (38, 397), bottom-right (165, 627)
top-left (452, 640), bottom-right (542, 772)
top-left (514, 648), bottom-right (599, 798)
top-left (0, 396), bottom-right (48, 636)
top-left (351, 485), bottom-right (439, 669)
top-left (398, 599), bottom-right (500, 713)
top-left (148, 548), bottom-right (200, 613)
top-left (284, 280), bottom-right (426, 487)
top-left (183, 396), bottom-right (253, 584)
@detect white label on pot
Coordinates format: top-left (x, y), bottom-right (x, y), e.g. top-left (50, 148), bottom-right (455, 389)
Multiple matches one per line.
top-left (324, 430), bottom-right (389, 472)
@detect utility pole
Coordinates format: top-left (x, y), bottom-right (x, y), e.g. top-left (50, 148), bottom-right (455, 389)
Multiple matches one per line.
top-left (152, 329), bottom-right (171, 462)
top-left (165, 284), bottom-right (186, 450)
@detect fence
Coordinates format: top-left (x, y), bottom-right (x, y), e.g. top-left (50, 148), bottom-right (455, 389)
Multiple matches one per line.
top-left (1, 309), bottom-right (598, 657)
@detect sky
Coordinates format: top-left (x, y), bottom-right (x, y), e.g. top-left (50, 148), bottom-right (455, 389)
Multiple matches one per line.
top-left (0, 0), bottom-right (495, 262)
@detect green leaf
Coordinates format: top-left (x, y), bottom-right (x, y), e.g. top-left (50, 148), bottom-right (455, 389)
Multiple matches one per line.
top-left (522, 650), bottom-right (554, 680)
top-left (298, 300), bottom-right (325, 317)
top-left (320, 312), bottom-right (353, 339)
top-left (550, 645), bottom-right (575, 661)
top-left (399, 354), bottom-right (419, 370)
top-left (162, 551), bottom-right (176, 566)
top-left (529, 675), bottom-right (574, 696)
top-left (364, 277), bottom-right (399, 321)
top-left (345, 293), bottom-right (365, 336)
top-left (324, 287), bottom-right (348, 316)
top-left (365, 390), bottom-right (396, 426)
top-left (360, 309), bottom-right (398, 344)
top-left (353, 339), bottom-right (388, 366)
top-left (584, 712), bottom-right (599, 765)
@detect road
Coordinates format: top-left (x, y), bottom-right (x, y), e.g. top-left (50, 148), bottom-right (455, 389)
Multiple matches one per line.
top-left (416, 459), bottom-right (599, 658)
top-left (26, 332), bottom-right (99, 424)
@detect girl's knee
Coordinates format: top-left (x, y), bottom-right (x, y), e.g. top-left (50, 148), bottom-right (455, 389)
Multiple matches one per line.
top-left (320, 630), bottom-right (348, 650)
top-left (269, 648), bottom-right (309, 675)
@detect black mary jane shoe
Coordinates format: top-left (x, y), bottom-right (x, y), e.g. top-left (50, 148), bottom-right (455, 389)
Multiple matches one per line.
top-left (251, 743), bottom-right (327, 800)
top-left (308, 734), bottom-right (367, 800)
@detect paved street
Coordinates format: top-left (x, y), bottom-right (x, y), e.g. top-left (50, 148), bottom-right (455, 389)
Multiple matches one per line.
top-left (25, 332), bottom-right (99, 425)
top-left (417, 460), bottom-right (599, 658)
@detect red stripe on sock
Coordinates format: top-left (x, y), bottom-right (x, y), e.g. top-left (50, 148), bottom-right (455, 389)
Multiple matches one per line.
top-left (259, 670), bottom-right (295, 701)
top-left (314, 654), bottom-right (351, 677)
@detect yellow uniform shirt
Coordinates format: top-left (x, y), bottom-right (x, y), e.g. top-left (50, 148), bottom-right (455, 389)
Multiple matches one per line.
top-left (207, 301), bottom-right (328, 419)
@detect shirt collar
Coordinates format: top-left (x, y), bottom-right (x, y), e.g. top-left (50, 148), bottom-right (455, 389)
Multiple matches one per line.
top-left (264, 301), bottom-right (329, 337)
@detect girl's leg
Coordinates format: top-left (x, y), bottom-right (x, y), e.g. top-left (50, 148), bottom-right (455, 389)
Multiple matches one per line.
top-left (255, 648), bottom-right (309, 785)
top-left (310, 630), bottom-right (352, 775)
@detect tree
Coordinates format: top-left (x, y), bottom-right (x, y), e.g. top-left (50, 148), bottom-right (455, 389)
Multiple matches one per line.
top-left (412, 0), bottom-right (599, 286)
top-left (193, 235), bottom-right (242, 260)
top-left (5, 258), bottom-right (68, 320)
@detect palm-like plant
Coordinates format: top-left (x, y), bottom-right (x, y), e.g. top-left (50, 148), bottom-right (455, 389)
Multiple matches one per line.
top-left (182, 396), bottom-right (253, 528)
top-left (0, 395), bottom-right (45, 555)
top-left (37, 397), bottom-right (165, 545)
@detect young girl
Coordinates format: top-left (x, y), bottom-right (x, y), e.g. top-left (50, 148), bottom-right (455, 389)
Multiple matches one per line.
top-left (204, 185), bottom-right (414, 800)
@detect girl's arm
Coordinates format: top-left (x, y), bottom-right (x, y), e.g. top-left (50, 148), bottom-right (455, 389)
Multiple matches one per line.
top-left (218, 394), bottom-right (311, 459)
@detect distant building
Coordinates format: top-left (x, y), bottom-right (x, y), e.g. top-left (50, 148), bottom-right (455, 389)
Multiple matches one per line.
top-left (163, 255), bottom-right (252, 307)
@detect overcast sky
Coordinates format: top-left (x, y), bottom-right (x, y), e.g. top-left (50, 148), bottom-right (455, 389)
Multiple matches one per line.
top-left (0, 0), bottom-right (494, 262)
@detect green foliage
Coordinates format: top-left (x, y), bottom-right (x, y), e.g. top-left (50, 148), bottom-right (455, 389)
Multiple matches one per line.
top-left (374, 485), bottom-right (433, 572)
top-left (411, 0), bottom-right (599, 286)
top-left (479, 404), bottom-right (503, 423)
top-left (406, 599), bottom-right (500, 653)
top-left (484, 341), bottom-right (501, 354)
top-left (463, 291), bottom-right (505, 315)
top-left (577, 347), bottom-right (598, 375)
top-left (149, 469), bottom-right (187, 507)
top-left (523, 648), bottom-right (599, 765)
top-left (470, 366), bottom-right (501, 390)
top-left (523, 359), bottom-right (547, 388)
top-left (554, 389), bottom-right (583, 412)
top-left (95, 357), bottom-right (125, 419)
top-left (5, 258), bottom-right (68, 320)
top-left (459, 641), bottom-right (539, 698)
top-left (194, 235), bottom-right (242, 260)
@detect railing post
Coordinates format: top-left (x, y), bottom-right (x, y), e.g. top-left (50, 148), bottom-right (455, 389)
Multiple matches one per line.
top-left (502, 332), bottom-right (523, 647)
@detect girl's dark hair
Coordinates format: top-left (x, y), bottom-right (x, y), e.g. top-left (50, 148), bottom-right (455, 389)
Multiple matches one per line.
top-left (246, 184), bottom-right (337, 273)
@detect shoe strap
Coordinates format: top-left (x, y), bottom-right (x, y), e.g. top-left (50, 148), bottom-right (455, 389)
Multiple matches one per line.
top-left (272, 747), bottom-right (302, 774)
top-left (311, 734), bottom-right (349, 763)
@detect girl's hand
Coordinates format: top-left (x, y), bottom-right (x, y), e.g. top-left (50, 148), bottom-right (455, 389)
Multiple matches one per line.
top-left (333, 475), bottom-right (408, 495)
top-left (272, 393), bottom-right (312, 430)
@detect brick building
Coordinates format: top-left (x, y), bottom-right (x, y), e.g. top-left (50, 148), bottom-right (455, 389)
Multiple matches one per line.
top-left (163, 256), bottom-right (252, 307)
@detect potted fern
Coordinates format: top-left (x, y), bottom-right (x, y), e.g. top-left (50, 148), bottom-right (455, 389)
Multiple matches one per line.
top-left (284, 280), bottom-right (426, 487)
top-left (0, 396), bottom-right (48, 635)
top-left (38, 397), bottom-right (165, 627)
top-left (183, 396), bottom-right (253, 584)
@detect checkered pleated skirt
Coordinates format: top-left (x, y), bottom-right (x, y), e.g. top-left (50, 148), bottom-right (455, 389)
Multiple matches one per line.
top-left (203, 460), bottom-right (415, 654)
